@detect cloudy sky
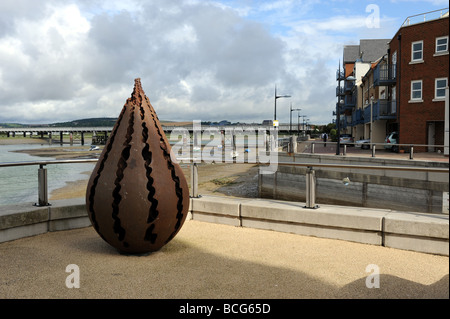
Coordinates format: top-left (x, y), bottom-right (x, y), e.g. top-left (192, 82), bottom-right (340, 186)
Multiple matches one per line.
top-left (0, 0), bottom-right (447, 125)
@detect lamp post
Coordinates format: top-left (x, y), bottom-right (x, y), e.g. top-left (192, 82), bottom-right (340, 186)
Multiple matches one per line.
top-left (301, 115), bottom-right (307, 136)
top-left (290, 104), bottom-right (301, 135)
top-left (274, 85), bottom-right (291, 122)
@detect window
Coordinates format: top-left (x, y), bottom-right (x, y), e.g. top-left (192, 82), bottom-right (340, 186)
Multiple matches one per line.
top-left (411, 41), bottom-right (423, 62)
top-left (410, 80), bottom-right (422, 101)
top-left (436, 36), bottom-right (448, 53)
top-left (392, 51), bottom-right (397, 78)
top-left (435, 78), bottom-right (448, 99)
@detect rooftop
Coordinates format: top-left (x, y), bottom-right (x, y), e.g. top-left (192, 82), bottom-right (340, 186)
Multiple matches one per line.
top-left (343, 39), bottom-right (390, 64)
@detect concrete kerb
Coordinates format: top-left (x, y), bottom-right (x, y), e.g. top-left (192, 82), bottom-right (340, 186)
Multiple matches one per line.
top-left (0, 198), bottom-right (90, 243)
top-left (0, 195), bottom-right (448, 256)
top-left (188, 195), bottom-right (449, 256)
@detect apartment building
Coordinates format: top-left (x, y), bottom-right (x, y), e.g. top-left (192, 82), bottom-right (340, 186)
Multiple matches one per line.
top-left (338, 9), bottom-right (449, 152)
top-left (336, 39), bottom-right (390, 136)
top-left (389, 10), bottom-right (449, 152)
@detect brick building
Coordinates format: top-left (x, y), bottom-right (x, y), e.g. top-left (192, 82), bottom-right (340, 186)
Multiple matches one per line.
top-left (389, 10), bottom-right (449, 151)
top-left (336, 9), bottom-right (449, 153)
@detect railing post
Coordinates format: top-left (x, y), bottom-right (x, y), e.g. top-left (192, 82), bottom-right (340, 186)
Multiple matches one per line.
top-left (410, 145), bottom-right (414, 160)
top-left (190, 162), bottom-right (199, 198)
top-left (372, 144), bottom-right (376, 157)
top-left (343, 145), bottom-right (347, 155)
top-left (311, 142), bottom-right (315, 154)
top-left (304, 167), bottom-right (319, 209)
top-left (36, 164), bottom-right (50, 206)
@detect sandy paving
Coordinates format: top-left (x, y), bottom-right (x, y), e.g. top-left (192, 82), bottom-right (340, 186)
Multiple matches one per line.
top-left (0, 220), bottom-right (447, 299)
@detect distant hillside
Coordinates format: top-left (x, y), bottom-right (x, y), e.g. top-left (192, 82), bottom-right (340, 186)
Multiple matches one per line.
top-left (0, 123), bottom-right (29, 128)
top-left (0, 118), bottom-right (192, 128)
top-left (49, 117), bottom-right (118, 127)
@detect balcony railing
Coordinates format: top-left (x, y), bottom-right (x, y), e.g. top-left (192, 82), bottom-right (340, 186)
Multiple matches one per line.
top-left (351, 109), bottom-right (363, 126)
top-left (344, 94), bottom-right (356, 108)
top-left (363, 100), bottom-right (397, 123)
top-left (344, 80), bottom-right (355, 93)
top-left (373, 64), bottom-right (396, 86)
top-left (336, 86), bottom-right (344, 97)
top-left (336, 70), bottom-right (345, 81)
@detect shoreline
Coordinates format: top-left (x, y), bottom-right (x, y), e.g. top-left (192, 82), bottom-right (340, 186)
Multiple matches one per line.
top-left (48, 163), bottom-right (259, 201)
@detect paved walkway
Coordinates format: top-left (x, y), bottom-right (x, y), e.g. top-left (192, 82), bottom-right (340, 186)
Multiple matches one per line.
top-left (0, 220), bottom-right (448, 299)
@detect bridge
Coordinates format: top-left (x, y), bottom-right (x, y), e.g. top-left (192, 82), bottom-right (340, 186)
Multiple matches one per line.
top-left (0, 124), bottom-right (306, 145)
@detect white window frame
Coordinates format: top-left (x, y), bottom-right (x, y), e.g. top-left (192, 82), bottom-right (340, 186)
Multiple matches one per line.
top-left (434, 78), bottom-right (448, 101)
top-left (409, 80), bottom-right (423, 103)
top-left (411, 40), bottom-right (424, 63)
top-left (435, 36), bottom-right (448, 53)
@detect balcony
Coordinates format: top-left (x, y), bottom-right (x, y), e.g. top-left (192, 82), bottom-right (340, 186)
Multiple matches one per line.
top-left (336, 94), bottom-right (356, 114)
top-left (336, 86), bottom-right (344, 97)
top-left (363, 100), bottom-right (397, 123)
top-left (352, 109), bottom-right (363, 126)
top-left (344, 80), bottom-right (355, 93)
top-left (336, 69), bottom-right (345, 81)
top-left (373, 64), bottom-right (396, 86)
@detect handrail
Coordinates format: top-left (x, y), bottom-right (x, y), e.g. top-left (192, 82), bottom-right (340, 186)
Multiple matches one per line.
top-left (0, 159), bottom-right (98, 206)
top-left (401, 8), bottom-right (449, 27)
top-left (298, 140), bottom-right (448, 159)
top-left (0, 158), bottom-right (98, 168)
top-left (276, 161), bottom-right (448, 173)
top-left (1, 158), bottom-right (448, 209)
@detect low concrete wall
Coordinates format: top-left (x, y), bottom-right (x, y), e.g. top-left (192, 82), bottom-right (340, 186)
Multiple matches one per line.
top-left (0, 198), bottom-right (90, 243)
top-left (1, 196), bottom-right (448, 256)
top-left (189, 195), bottom-right (449, 256)
top-left (259, 153), bottom-right (449, 214)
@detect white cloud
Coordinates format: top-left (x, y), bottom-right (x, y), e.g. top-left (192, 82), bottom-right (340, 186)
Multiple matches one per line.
top-left (0, 0), bottom-right (434, 126)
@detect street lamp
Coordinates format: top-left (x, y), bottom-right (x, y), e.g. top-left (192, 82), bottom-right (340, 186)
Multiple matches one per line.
top-left (289, 104), bottom-right (301, 135)
top-left (274, 85), bottom-right (291, 122)
top-left (301, 115), bottom-right (307, 136)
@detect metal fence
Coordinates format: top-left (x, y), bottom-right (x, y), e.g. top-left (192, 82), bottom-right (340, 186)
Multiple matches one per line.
top-left (296, 140), bottom-right (447, 159)
top-left (1, 158), bottom-right (448, 210)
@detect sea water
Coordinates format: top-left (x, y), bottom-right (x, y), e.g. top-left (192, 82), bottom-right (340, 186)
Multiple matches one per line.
top-left (0, 144), bottom-right (95, 206)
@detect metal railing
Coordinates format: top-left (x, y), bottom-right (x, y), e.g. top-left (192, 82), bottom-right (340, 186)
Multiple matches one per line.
top-left (303, 141), bottom-right (447, 160)
top-left (1, 157), bottom-right (448, 210)
top-left (0, 159), bottom-right (98, 206)
top-left (189, 160), bottom-right (448, 209)
top-left (401, 8), bottom-right (449, 27)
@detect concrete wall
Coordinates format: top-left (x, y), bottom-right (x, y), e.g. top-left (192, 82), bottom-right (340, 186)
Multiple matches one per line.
top-left (1, 195), bottom-right (448, 256)
top-left (259, 153), bottom-right (449, 214)
top-left (189, 195), bottom-right (449, 256)
top-left (0, 198), bottom-right (91, 243)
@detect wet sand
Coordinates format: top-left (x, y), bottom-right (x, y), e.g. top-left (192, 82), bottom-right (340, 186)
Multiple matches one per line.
top-left (48, 163), bottom-right (259, 201)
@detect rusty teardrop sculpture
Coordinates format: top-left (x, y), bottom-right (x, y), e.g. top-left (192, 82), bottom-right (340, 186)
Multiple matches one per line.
top-left (86, 78), bottom-right (189, 254)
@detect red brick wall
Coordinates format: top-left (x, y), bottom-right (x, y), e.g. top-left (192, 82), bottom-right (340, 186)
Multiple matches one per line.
top-left (389, 17), bottom-right (448, 150)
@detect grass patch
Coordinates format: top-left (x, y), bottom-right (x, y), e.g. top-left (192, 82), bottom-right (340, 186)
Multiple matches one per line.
top-left (210, 177), bottom-right (238, 186)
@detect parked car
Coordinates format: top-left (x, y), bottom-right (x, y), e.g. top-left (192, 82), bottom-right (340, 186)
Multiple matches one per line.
top-left (355, 139), bottom-right (370, 149)
top-left (339, 134), bottom-right (354, 145)
top-left (384, 132), bottom-right (399, 152)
